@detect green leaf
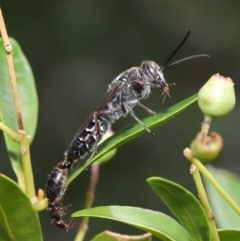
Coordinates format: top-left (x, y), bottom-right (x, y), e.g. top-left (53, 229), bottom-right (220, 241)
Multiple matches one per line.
top-left (0, 174), bottom-right (42, 241)
top-left (91, 231), bottom-right (152, 241)
top-left (67, 94), bottom-right (197, 183)
top-left (147, 177), bottom-right (211, 241)
top-left (0, 38), bottom-right (38, 178)
top-left (72, 206), bottom-right (192, 241)
top-left (218, 229), bottom-right (240, 241)
top-left (204, 166), bottom-right (240, 228)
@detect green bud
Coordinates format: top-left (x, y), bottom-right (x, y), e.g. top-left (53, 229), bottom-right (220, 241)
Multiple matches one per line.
top-left (198, 74), bottom-right (235, 118)
top-left (190, 132), bottom-right (223, 163)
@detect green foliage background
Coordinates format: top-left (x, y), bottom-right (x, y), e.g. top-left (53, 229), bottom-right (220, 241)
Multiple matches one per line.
top-left (0, 1), bottom-right (240, 240)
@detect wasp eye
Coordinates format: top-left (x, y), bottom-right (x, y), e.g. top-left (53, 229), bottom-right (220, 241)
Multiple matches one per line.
top-left (147, 63), bottom-right (158, 77)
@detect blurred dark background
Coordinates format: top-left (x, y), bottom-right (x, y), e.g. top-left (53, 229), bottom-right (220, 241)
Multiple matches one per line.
top-left (1, 1), bottom-right (240, 240)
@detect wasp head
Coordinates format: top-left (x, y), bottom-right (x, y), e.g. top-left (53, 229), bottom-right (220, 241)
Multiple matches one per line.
top-left (140, 61), bottom-right (171, 98)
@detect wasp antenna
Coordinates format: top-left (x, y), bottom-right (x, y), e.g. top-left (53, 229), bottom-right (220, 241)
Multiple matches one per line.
top-left (165, 54), bottom-right (210, 70)
top-left (162, 31), bottom-right (191, 68)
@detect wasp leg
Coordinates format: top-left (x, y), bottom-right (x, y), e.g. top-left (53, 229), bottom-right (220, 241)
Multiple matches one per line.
top-left (123, 103), bottom-right (154, 137)
top-left (138, 102), bottom-right (156, 115)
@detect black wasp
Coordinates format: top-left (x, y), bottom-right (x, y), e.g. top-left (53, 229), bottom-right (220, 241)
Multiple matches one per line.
top-left (45, 31), bottom-right (209, 230)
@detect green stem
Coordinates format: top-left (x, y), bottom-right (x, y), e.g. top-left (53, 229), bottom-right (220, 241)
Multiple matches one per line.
top-left (190, 164), bottom-right (219, 241)
top-left (184, 148), bottom-right (240, 215)
top-left (0, 122), bottom-right (26, 190)
top-left (0, 121), bottom-right (36, 199)
top-left (0, 122), bottom-right (22, 141)
top-left (20, 135), bottom-right (36, 200)
top-left (201, 116), bottom-right (211, 135)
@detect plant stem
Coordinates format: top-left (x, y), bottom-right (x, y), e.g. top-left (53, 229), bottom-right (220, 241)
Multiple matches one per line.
top-left (201, 117), bottom-right (211, 135)
top-left (0, 9), bottom-right (24, 130)
top-left (0, 122), bottom-right (22, 141)
top-left (20, 134), bottom-right (36, 199)
top-left (0, 122), bottom-right (26, 190)
top-left (190, 164), bottom-right (219, 241)
top-left (74, 164), bottom-right (100, 241)
top-left (184, 148), bottom-right (240, 215)
top-left (0, 9), bottom-right (36, 200)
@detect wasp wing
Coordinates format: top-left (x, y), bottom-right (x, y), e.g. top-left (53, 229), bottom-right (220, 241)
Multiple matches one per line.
top-left (66, 80), bottom-right (127, 151)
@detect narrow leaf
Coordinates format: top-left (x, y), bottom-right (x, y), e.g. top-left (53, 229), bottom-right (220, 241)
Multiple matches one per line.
top-left (204, 166), bottom-right (240, 228)
top-left (0, 174), bottom-right (42, 241)
top-left (67, 94), bottom-right (197, 183)
top-left (147, 177), bottom-right (210, 241)
top-left (72, 206), bottom-right (192, 241)
top-left (0, 38), bottom-right (38, 175)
